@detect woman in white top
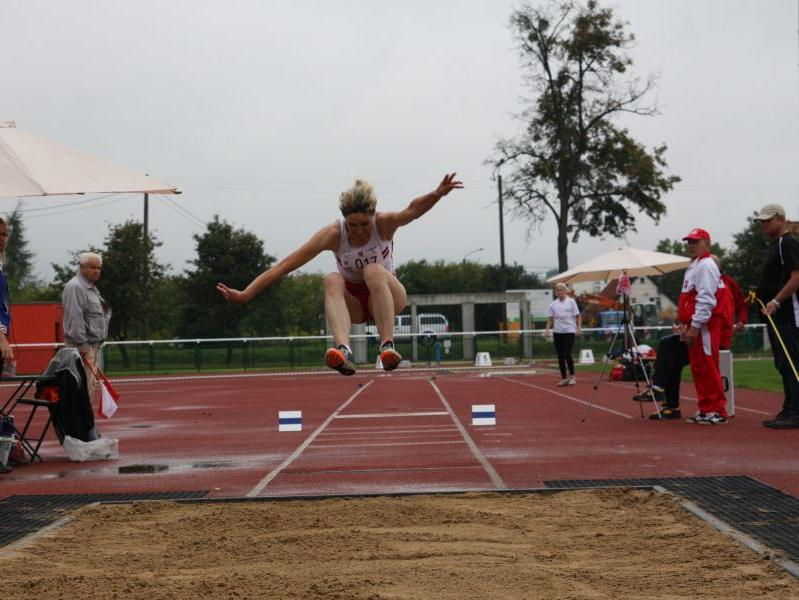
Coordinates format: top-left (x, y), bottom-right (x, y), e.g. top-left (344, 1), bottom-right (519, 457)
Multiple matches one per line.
top-left (217, 173), bottom-right (463, 375)
top-left (545, 283), bottom-right (582, 386)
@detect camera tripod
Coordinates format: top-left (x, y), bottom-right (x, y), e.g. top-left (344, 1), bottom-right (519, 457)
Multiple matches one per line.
top-left (582, 294), bottom-right (661, 421)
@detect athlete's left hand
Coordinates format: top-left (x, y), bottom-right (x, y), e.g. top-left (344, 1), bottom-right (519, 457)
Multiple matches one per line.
top-left (216, 283), bottom-right (249, 304)
top-left (434, 173), bottom-right (464, 198)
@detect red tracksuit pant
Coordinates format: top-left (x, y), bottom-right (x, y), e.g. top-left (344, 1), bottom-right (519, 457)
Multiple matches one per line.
top-left (687, 316), bottom-right (727, 416)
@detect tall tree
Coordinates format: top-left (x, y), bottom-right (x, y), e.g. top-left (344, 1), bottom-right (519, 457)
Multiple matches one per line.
top-left (490, 0), bottom-right (679, 271)
top-left (723, 215), bottom-right (772, 292)
top-left (100, 221), bottom-right (166, 341)
top-left (48, 221), bottom-right (165, 348)
top-left (245, 273), bottom-right (325, 336)
top-left (4, 203), bottom-right (35, 295)
top-left (179, 216), bottom-right (275, 338)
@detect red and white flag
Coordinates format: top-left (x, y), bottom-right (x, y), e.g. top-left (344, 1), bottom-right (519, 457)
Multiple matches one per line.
top-left (97, 371), bottom-right (119, 419)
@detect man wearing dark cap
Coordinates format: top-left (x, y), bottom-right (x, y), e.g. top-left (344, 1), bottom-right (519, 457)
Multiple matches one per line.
top-left (677, 228), bottom-right (728, 424)
top-left (755, 203), bottom-right (799, 429)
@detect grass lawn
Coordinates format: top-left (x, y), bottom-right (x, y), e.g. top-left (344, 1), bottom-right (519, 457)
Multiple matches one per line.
top-left (575, 357), bottom-right (782, 393)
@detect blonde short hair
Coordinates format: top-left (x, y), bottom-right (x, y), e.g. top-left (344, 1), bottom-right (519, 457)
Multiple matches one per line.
top-left (339, 179), bottom-right (377, 216)
top-left (554, 283), bottom-right (568, 291)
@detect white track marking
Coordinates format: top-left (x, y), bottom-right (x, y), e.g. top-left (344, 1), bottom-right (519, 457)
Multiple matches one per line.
top-left (499, 377), bottom-right (634, 419)
top-left (334, 411), bottom-right (448, 419)
top-left (317, 427), bottom-right (457, 436)
top-left (315, 424), bottom-right (455, 432)
top-left (428, 380), bottom-right (507, 490)
top-left (311, 440), bottom-right (466, 449)
top-left (245, 380), bottom-right (374, 497)
top-left (316, 433), bottom-right (461, 442)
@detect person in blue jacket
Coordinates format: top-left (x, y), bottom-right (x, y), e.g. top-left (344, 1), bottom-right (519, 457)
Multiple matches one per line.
top-left (0, 217), bottom-right (14, 372)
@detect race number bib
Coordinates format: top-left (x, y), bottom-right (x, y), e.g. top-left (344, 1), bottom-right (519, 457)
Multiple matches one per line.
top-left (340, 245), bottom-right (381, 275)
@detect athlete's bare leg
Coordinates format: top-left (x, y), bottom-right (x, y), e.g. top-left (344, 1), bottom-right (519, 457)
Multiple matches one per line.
top-left (324, 273), bottom-right (364, 346)
top-left (323, 273), bottom-right (364, 376)
top-left (363, 264), bottom-right (407, 343)
top-left (364, 264), bottom-right (406, 371)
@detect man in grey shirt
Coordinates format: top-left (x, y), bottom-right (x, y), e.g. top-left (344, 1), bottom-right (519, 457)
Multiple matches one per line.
top-left (62, 252), bottom-right (112, 402)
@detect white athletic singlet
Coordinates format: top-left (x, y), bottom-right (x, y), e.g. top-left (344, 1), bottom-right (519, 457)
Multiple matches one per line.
top-left (333, 217), bottom-right (394, 283)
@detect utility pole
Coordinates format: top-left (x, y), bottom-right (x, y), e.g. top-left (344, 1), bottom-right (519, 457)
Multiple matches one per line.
top-left (143, 192), bottom-right (149, 241)
top-left (142, 191), bottom-right (150, 339)
top-left (496, 160), bottom-right (508, 337)
top-left (498, 172), bottom-right (506, 268)
top-left (496, 160), bottom-right (507, 290)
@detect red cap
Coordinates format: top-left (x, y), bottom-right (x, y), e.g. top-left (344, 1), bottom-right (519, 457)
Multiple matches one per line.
top-left (682, 228), bottom-right (711, 242)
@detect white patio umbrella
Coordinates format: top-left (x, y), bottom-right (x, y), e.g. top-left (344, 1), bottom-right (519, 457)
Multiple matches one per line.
top-left (0, 121), bottom-right (177, 197)
top-left (547, 246), bottom-right (690, 284)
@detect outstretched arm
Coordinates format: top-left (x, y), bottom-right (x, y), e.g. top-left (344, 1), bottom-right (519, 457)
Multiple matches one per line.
top-left (217, 222), bottom-right (339, 303)
top-left (377, 173), bottom-right (463, 239)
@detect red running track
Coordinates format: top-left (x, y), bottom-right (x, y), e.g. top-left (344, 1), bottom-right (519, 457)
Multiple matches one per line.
top-left (1, 368), bottom-right (797, 500)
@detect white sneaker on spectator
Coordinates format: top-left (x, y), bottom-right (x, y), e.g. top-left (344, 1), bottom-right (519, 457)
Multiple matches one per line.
top-left (568, 376), bottom-right (577, 385)
top-left (557, 379), bottom-right (569, 386)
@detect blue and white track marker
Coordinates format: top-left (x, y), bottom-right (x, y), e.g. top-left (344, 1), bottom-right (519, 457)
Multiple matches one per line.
top-left (279, 410), bottom-right (302, 432)
top-left (471, 404), bottom-right (496, 426)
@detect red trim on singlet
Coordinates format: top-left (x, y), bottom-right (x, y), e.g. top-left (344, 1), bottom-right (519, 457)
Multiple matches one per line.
top-left (345, 280), bottom-right (373, 322)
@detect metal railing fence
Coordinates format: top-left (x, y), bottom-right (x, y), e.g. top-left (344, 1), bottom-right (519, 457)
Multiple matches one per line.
top-left (10, 324), bottom-right (771, 375)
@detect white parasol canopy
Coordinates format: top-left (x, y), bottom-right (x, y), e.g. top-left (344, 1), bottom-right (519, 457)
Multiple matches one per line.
top-left (547, 246), bottom-right (690, 284)
top-left (0, 121), bottom-right (177, 197)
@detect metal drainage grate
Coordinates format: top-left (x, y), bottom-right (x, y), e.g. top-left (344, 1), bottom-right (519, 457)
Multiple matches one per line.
top-left (545, 476), bottom-right (799, 564)
top-left (0, 491), bottom-right (207, 547)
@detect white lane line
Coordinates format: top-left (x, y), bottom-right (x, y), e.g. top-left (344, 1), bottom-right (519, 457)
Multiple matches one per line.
top-left (318, 427), bottom-right (457, 436)
top-left (318, 432), bottom-right (459, 441)
top-left (334, 411), bottom-right (449, 419)
top-left (429, 380), bottom-right (507, 490)
top-left (311, 440), bottom-right (466, 449)
top-left (499, 377), bottom-right (634, 419)
top-left (605, 381), bottom-right (772, 415)
top-left (320, 424), bottom-right (456, 432)
top-left (245, 380), bottom-right (374, 497)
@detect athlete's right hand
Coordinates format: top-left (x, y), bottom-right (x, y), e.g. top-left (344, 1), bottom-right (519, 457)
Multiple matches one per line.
top-left (216, 283), bottom-right (249, 304)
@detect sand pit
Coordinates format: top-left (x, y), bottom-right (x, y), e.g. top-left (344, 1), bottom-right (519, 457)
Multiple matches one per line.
top-left (1, 488), bottom-right (797, 599)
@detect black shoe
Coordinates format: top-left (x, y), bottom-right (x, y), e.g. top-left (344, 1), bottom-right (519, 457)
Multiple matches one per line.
top-left (763, 415), bottom-right (799, 429)
top-left (633, 387), bottom-right (664, 403)
top-left (649, 407), bottom-right (681, 420)
top-left (0, 464), bottom-right (11, 474)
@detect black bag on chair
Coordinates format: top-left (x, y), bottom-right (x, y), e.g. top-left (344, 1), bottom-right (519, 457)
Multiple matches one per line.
top-left (38, 350), bottom-right (97, 443)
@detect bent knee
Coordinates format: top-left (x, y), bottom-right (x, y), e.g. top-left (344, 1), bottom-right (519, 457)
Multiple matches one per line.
top-left (324, 272), bottom-right (346, 291)
top-left (362, 263), bottom-right (389, 285)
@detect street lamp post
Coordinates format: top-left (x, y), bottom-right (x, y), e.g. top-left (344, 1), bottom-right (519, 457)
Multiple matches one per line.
top-left (462, 247), bottom-right (484, 263)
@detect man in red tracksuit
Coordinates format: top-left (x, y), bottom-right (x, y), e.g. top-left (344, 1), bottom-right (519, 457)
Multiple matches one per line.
top-left (679, 228), bottom-right (728, 424)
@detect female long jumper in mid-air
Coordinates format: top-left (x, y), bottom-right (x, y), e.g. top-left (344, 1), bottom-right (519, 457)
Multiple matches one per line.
top-left (216, 173), bottom-right (464, 375)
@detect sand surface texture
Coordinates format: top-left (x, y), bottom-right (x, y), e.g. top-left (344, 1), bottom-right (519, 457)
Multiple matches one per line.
top-left (1, 489), bottom-right (797, 599)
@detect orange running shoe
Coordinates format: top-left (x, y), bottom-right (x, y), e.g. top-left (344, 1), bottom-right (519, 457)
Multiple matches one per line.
top-left (379, 341), bottom-right (402, 372)
top-left (325, 345), bottom-right (356, 376)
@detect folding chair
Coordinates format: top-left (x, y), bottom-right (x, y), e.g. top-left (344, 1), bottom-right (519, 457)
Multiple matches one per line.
top-left (3, 348), bottom-right (95, 462)
top-left (14, 380), bottom-right (63, 462)
top-left (0, 375), bottom-right (50, 461)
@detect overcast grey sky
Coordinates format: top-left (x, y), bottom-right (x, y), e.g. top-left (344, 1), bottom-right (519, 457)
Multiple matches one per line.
top-left (2, 0), bottom-right (798, 281)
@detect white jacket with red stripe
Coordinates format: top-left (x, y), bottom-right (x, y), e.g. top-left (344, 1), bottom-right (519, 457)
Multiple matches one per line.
top-left (678, 254), bottom-right (725, 329)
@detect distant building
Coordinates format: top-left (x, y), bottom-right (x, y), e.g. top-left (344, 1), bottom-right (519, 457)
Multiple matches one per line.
top-left (570, 276), bottom-right (678, 325)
